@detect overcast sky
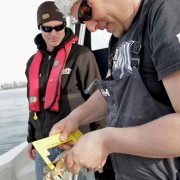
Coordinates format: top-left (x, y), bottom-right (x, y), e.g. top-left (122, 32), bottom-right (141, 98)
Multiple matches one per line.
top-left (0, 0), bottom-right (45, 83)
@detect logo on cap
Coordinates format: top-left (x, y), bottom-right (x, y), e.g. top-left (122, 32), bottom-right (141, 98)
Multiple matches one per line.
top-left (42, 14), bottom-right (50, 20)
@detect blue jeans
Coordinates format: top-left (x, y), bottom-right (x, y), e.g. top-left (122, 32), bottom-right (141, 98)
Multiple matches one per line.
top-left (35, 147), bottom-right (95, 180)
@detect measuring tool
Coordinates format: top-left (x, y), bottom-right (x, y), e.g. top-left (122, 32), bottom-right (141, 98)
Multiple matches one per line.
top-left (32, 129), bottom-right (83, 170)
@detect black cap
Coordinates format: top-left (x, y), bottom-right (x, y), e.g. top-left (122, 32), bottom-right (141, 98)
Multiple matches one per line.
top-left (37, 1), bottom-right (66, 29)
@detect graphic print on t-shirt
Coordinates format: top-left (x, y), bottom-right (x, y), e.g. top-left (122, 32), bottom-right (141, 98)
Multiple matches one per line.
top-left (112, 40), bottom-right (135, 80)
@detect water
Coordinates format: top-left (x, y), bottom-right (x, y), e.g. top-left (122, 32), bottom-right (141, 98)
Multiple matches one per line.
top-left (0, 87), bottom-right (28, 156)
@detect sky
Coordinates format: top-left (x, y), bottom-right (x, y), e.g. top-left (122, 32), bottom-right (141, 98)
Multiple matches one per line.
top-left (0, 0), bottom-right (45, 84)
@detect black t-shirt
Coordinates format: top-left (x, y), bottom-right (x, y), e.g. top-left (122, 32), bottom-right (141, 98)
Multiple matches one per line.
top-left (109, 0), bottom-right (180, 107)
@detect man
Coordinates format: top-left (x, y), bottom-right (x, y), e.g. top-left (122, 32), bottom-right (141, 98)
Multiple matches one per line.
top-left (50, 0), bottom-right (180, 179)
top-left (25, 1), bottom-right (102, 179)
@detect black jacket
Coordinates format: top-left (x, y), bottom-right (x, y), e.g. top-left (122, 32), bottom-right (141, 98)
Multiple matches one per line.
top-left (25, 28), bottom-right (101, 142)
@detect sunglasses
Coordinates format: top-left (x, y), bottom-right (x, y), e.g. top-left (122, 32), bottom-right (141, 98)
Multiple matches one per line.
top-left (41, 23), bottom-right (66, 33)
top-left (78, 0), bottom-right (92, 23)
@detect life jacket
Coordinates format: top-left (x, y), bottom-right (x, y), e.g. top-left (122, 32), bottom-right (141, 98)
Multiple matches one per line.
top-left (28, 36), bottom-right (78, 112)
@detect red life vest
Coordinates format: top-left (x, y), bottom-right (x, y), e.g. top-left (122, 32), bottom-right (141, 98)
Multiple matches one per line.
top-left (28, 36), bottom-right (78, 112)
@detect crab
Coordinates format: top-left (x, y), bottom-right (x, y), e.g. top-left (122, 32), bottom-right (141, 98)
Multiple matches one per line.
top-left (43, 149), bottom-right (98, 180)
top-left (43, 149), bottom-right (77, 180)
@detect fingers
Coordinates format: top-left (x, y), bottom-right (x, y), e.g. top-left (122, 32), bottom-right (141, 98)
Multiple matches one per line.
top-left (66, 157), bottom-right (103, 175)
top-left (94, 165), bottom-right (103, 172)
top-left (94, 158), bottom-right (106, 171)
top-left (49, 122), bottom-right (69, 142)
top-left (58, 141), bottom-right (75, 150)
top-left (49, 120), bottom-right (75, 142)
top-left (60, 124), bottom-right (78, 142)
top-left (65, 150), bottom-right (81, 174)
top-left (64, 148), bottom-right (106, 175)
top-left (27, 148), bottom-right (35, 160)
top-left (27, 151), bottom-right (33, 160)
top-left (49, 123), bottom-right (62, 136)
top-left (101, 158), bottom-right (107, 167)
top-left (27, 143), bottom-right (35, 160)
top-left (69, 162), bottom-right (81, 174)
top-left (32, 149), bottom-right (36, 160)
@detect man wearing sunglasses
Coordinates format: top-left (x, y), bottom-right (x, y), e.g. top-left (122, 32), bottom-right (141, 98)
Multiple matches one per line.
top-left (51, 0), bottom-right (180, 179)
top-left (25, 1), bottom-right (102, 179)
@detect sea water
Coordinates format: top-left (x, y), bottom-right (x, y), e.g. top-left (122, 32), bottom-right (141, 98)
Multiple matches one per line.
top-left (0, 87), bottom-right (28, 155)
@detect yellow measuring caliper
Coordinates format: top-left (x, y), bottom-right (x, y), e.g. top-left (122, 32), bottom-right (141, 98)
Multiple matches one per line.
top-left (32, 129), bottom-right (83, 170)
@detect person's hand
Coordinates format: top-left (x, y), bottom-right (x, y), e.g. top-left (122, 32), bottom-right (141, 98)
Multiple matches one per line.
top-left (65, 129), bottom-right (109, 174)
top-left (49, 116), bottom-right (79, 150)
top-left (27, 142), bottom-right (35, 160)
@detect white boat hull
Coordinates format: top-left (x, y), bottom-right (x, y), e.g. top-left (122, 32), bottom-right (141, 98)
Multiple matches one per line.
top-left (0, 142), bottom-right (35, 180)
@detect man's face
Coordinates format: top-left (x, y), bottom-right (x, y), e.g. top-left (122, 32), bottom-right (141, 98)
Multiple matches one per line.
top-left (71, 0), bottom-right (124, 37)
top-left (40, 20), bottom-right (66, 51)
top-left (70, 0), bottom-right (137, 37)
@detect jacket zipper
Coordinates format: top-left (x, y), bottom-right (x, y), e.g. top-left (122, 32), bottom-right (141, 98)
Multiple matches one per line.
top-left (44, 54), bottom-right (51, 135)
